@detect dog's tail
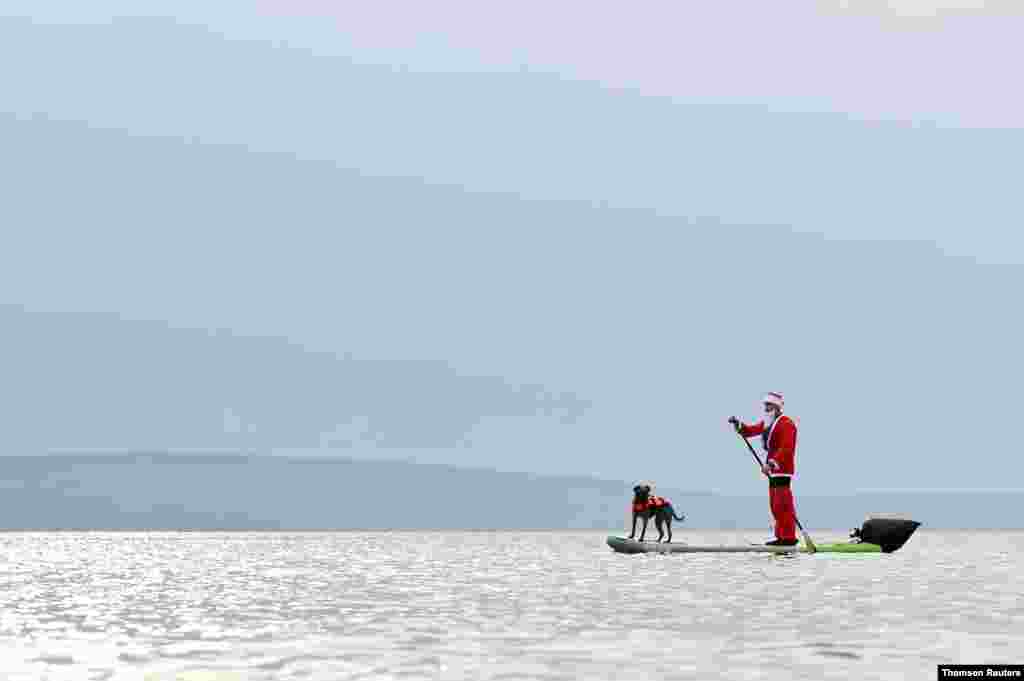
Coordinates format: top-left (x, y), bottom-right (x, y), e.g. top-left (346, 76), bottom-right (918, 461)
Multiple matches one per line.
top-left (669, 504), bottom-right (686, 522)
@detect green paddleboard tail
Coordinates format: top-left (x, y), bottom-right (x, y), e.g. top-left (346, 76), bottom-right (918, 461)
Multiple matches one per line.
top-left (804, 542), bottom-right (881, 553)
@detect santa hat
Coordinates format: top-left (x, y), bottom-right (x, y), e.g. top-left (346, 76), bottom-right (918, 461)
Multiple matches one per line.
top-left (762, 392), bottom-right (784, 409)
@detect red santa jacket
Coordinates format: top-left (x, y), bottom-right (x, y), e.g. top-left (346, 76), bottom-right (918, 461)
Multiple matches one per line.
top-left (739, 415), bottom-right (797, 477)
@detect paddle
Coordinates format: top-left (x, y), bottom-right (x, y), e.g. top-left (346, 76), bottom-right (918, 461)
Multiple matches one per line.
top-left (733, 430), bottom-right (817, 553)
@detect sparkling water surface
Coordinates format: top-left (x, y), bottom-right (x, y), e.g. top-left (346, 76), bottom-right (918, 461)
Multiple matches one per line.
top-left (0, 530), bottom-right (1021, 680)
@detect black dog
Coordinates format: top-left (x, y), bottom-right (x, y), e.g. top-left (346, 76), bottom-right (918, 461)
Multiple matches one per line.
top-left (628, 484), bottom-right (685, 543)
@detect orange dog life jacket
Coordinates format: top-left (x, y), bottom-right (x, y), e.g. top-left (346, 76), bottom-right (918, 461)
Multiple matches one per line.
top-left (632, 496), bottom-right (668, 513)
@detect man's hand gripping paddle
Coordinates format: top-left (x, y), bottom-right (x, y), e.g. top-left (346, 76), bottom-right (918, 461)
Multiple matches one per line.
top-left (731, 425), bottom-right (817, 553)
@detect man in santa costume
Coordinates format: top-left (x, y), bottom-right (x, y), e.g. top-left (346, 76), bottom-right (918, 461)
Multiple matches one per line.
top-left (728, 393), bottom-right (799, 546)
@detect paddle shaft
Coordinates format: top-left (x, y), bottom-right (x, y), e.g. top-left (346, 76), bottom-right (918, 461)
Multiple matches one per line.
top-left (734, 430), bottom-right (816, 549)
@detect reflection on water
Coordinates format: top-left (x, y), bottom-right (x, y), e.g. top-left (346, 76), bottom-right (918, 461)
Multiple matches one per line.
top-left (0, 530), bottom-right (1021, 680)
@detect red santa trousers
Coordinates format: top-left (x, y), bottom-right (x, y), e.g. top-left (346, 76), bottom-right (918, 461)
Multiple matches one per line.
top-left (769, 482), bottom-right (797, 542)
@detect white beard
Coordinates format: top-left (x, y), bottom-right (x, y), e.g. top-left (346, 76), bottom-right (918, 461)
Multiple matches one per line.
top-left (763, 411), bottom-right (778, 426)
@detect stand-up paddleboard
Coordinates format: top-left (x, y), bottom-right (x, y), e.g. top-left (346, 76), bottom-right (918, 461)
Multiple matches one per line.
top-left (606, 536), bottom-right (881, 554)
top-left (607, 517), bottom-right (920, 555)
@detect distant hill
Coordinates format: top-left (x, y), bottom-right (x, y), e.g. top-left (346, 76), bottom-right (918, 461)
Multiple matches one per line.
top-left (0, 454), bottom-right (1017, 530)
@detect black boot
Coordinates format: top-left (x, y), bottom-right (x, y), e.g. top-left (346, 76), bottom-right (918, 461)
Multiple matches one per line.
top-left (766, 539), bottom-right (799, 546)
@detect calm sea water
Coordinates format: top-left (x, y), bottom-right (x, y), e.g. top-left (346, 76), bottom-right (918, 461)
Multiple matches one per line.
top-left (0, 530), bottom-right (1021, 680)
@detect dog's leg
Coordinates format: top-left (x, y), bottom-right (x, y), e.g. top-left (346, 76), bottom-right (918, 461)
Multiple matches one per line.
top-left (666, 515), bottom-right (672, 543)
top-left (639, 515), bottom-right (649, 542)
top-left (628, 513), bottom-right (637, 539)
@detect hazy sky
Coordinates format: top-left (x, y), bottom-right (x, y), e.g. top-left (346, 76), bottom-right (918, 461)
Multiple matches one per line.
top-left (1, 2), bottom-right (1022, 495)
